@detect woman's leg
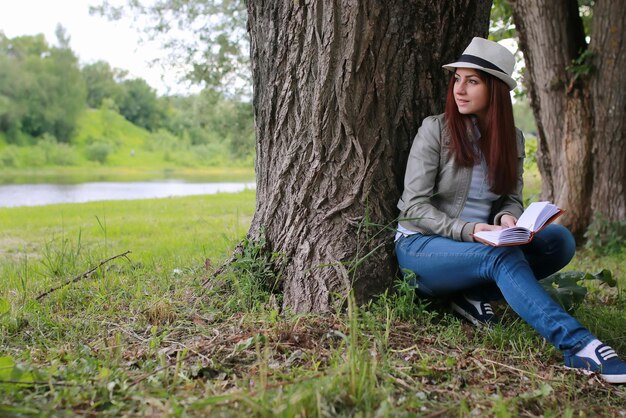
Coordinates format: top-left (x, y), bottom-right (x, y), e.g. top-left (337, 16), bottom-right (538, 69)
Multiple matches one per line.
top-left (467, 224), bottom-right (577, 301)
top-left (521, 224), bottom-right (576, 279)
top-left (395, 233), bottom-right (594, 354)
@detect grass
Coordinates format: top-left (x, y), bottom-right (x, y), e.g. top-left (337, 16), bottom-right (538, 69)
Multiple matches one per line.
top-left (0, 190), bottom-right (255, 288)
top-left (1, 190), bottom-right (625, 416)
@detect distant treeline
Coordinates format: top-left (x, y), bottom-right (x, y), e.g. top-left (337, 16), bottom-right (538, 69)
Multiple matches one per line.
top-left (0, 31), bottom-right (254, 164)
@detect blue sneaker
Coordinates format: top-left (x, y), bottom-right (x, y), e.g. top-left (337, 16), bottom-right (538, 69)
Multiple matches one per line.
top-left (564, 343), bottom-right (626, 384)
top-left (450, 295), bottom-right (496, 327)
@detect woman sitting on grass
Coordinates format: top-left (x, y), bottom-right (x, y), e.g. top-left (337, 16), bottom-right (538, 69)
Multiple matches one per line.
top-left (394, 37), bottom-right (626, 384)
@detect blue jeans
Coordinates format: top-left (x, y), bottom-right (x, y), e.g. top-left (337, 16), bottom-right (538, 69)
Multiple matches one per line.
top-left (395, 224), bottom-right (594, 355)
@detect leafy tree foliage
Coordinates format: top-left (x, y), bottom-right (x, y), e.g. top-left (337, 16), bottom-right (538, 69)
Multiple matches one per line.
top-left (81, 61), bottom-right (125, 108)
top-left (92, 0), bottom-right (250, 98)
top-left (161, 89), bottom-right (254, 160)
top-left (490, 0), bottom-right (516, 40)
top-left (116, 78), bottom-right (164, 131)
top-left (491, 0), bottom-right (594, 41)
top-left (0, 24), bottom-right (255, 164)
top-left (0, 31), bottom-right (86, 143)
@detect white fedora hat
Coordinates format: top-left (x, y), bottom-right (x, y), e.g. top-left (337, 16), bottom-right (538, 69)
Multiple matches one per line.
top-left (443, 37), bottom-right (517, 90)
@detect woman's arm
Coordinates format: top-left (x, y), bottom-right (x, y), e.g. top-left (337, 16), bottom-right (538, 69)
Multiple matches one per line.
top-left (397, 116), bottom-right (477, 242)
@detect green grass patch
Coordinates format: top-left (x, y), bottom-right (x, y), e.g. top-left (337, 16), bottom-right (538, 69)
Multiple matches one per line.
top-left (0, 191), bottom-right (256, 319)
top-left (74, 108), bottom-right (149, 150)
top-left (1, 186), bottom-right (625, 415)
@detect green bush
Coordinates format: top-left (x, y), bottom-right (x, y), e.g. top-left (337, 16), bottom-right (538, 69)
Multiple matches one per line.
top-left (225, 231), bottom-right (284, 312)
top-left (51, 143), bottom-right (78, 166)
top-left (0, 145), bottom-right (19, 168)
top-left (85, 140), bottom-right (114, 164)
top-left (2, 136), bottom-right (79, 168)
top-left (4, 129), bottom-right (34, 146)
top-left (190, 143), bottom-right (231, 166)
top-left (25, 147), bottom-right (47, 167)
top-left (37, 135), bottom-right (78, 166)
top-left (540, 270), bottom-right (616, 312)
top-left (162, 143), bottom-right (232, 167)
top-left (144, 129), bottom-right (187, 152)
top-left (584, 213), bottom-right (626, 255)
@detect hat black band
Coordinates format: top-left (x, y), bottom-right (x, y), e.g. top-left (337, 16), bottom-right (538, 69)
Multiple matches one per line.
top-left (458, 54), bottom-right (507, 75)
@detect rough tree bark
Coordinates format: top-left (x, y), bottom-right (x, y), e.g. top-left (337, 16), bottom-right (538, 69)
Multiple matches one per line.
top-left (246, 0), bottom-right (492, 313)
top-left (588, 1), bottom-right (626, 226)
top-left (510, 0), bottom-right (626, 239)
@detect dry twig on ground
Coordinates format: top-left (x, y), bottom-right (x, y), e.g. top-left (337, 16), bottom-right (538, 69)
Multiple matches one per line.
top-left (35, 250), bottom-right (132, 301)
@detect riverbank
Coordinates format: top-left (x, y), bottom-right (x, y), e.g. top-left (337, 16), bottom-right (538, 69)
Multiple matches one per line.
top-left (0, 166), bottom-right (255, 185)
top-left (0, 190), bottom-right (256, 269)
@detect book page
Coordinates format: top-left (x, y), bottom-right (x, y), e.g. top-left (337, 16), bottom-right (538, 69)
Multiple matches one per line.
top-left (472, 201), bottom-right (562, 246)
top-left (516, 201), bottom-right (559, 232)
top-left (473, 227), bottom-right (531, 245)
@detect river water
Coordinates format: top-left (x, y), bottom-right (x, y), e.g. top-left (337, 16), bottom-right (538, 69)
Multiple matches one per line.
top-left (0, 180), bottom-right (256, 208)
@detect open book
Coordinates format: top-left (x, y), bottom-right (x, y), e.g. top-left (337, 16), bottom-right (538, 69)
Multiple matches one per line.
top-left (472, 201), bottom-right (564, 246)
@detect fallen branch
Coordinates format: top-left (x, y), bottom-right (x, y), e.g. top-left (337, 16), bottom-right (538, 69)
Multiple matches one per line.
top-left (480, 357), bottom-right (546, 380)
top-left (36, 251), bottom-right (132, 301)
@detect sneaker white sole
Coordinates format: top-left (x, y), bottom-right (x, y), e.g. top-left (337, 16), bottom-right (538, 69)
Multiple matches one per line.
top-left (450, 303), bottom-right (488, 328)
top-left (600, 374), bottom-right (626, 384)
top-left (564, 366), bottom-right (626, 384)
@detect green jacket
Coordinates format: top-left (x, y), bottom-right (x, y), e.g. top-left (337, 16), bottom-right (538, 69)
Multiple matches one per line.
top-left (397, 114), bottom-right (525, 242)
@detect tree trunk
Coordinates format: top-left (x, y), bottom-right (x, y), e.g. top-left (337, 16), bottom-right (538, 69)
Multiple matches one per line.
top-left (588, 1), bottom-right (626, 223)
top-left (246, 0), bottom-right (492, 313)
top-left (510, 0), bottom-right (626, 239)
top-left (510, 0), bottom-right (590, 238)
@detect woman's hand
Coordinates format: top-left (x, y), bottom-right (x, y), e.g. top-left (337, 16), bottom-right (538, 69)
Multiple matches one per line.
top-left (500, 215), bottom-right (518, 228)
top-left (474, 223), bottom-right (503, 233)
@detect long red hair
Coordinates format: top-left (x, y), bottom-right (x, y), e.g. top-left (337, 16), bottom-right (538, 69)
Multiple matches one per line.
top-left (444, 70), bottom-right (518, 195)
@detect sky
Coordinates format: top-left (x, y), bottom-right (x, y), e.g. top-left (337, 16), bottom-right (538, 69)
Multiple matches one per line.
top-left (0, 2), bottom-right (520, 98)
top-left (0, 0), bottom-right (185, 95)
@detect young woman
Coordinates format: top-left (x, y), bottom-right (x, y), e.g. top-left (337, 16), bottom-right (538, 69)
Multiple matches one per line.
top-left (395, 37), bottom-right (626, 384)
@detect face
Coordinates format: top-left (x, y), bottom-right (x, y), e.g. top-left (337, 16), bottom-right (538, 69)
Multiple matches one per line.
top-left (453, 68), bottom-right (489, 121)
